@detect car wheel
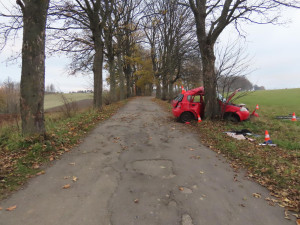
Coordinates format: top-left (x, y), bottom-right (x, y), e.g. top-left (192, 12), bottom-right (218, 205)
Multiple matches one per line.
top-left (224, 113), bottom-right (240, 122)
top-left (180, 112), bottom-right (194, 123)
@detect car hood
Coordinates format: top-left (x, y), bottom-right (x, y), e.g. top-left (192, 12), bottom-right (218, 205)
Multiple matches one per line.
top-left (226, 88), bottom-right (241, 104)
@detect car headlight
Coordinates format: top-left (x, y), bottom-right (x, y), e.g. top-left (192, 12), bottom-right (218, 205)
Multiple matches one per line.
top-left (240, 107), bottom-right (248, 112)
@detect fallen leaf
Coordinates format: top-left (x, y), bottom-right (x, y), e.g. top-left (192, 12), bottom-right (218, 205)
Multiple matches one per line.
top-left (69, 162), bottom-right (76, 166)
top-left (199, 171), bottom-right (204, 174)
top-left (189, 148), bottom-right (195, 151)
top-left (284, 210), bottom-right (290, 220)
top-left (32, 164), bottom-right (40, 169)
top-left (296, 219), bottom-right (300, 225)
top-left (36, 170), bottom-right (45, 176)
top-left (239, 204), bottom-right (246, 207)
top-left (62, 184), bottom-right (71, 189)
top-left (49, 156), bottom-right (54, 161)
top-left (179, 187), bottom-right (184, 191)
top-left (72, 176), bottom-right (78, 182)
top-left (252, 193), bottom-right (261, 198)
top-left (134, 199), bottom-right (139, 203)
top-left (0, 207), bottom-right (2, 210)
top-left (190, 155), bottom-right (201, 159)
top-left (6, 205), bottom-right (17, 211)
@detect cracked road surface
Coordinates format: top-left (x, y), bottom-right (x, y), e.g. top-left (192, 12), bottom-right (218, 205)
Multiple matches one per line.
top-left (0, 97), bottom-right (294, 225)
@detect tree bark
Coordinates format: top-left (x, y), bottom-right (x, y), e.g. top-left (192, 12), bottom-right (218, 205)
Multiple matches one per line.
top-left (117, 53), bottom-right (125, 100)
top-left (201, 43), bottom-right (220, 119)
top-left (19, 0), bottom-right (49, 136)
top-left (168, 83), bottom-right (174, 101)
top-left (108, 56), bottom-right (117, 102)
top-left (93, 39), bottom-right (104, 109)
top-left (161, 75), bottom-right (168, 100)
top-left (124, 64), bottom-right (132, 98)
top-left (155, 79), bottom-right (161, 99)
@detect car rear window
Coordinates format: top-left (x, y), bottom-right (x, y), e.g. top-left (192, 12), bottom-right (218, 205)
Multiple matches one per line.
top-left (174, 94), bottom-right (184, 102)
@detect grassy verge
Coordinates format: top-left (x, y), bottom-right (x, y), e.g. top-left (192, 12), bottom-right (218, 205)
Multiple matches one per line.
top-left (154, 98), bottom-right (300, 214)
top-left (0, 100), bottom-right (127, 200)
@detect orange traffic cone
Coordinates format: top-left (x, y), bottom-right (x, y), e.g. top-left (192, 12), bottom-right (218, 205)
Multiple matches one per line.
top-left (256, 104), bottom-right (259, 110)
top-left (197, 114), bottom-right (202, 123)
top-left (181, 86), bottom-right (186, 94)
top-left (264, 130), bottom-right (270, 142)
top-left (291, 112), bottom-right (297, 121)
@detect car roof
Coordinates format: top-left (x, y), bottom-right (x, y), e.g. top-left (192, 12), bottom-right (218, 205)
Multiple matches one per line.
top-left (185, 87), bottom-right (204, 95)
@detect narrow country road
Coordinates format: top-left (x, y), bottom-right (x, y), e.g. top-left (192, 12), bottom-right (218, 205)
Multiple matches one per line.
top-left (0, 97), bottom-right (294, 225)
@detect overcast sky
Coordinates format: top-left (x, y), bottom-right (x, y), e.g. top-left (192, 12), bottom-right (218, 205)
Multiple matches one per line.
top-left (0, 3), bottom-right (299, 92)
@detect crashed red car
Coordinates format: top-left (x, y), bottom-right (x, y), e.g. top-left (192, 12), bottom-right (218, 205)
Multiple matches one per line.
top-left (171, 87), bottom-right (250, 122)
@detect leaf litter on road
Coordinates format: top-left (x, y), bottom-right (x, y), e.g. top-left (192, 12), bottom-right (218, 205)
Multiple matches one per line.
top-left (252, 193), bottom-right (262, 198)
top-left (6, 205), bottom-right (17, 211)
top-left (62, 184), bottom-right (71, 189)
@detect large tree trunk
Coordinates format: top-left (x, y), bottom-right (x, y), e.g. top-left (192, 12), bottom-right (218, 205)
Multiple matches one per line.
top-left (201, 44), bottom-right (220, 119)
top-left (155, 79), bottom-right (161, 99)
top-left (161, 75), bottom-right (168, 100)
top-left (117, 53), bottom-right (125, 100)
top-left (19, 0), bottom-right (49, 136)
top-left (93, 41), bottom-right (104, 109)
top-left (124, 64), bottom-right (132, 98)
top-left (168, 83), bottom-right (174, 101)
top-left (108, 56), bottom-right (117, 102)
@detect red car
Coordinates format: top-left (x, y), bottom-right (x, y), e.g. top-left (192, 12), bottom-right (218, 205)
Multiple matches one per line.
top-left (171, 87), bottom-right (250, 122)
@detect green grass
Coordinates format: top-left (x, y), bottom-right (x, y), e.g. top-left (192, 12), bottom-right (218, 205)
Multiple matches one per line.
top-left (233, 88), bottom-right (300, 116)
top-left (44, 93), bottom-right (93, 110)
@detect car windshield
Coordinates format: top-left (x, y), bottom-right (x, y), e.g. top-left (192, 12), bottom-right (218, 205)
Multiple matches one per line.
top-left (217, 92), bottom-right (227, 103)
top-left (174, 94), bottom-right (184, 102)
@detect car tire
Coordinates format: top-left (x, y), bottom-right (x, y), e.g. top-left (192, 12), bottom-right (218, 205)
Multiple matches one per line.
top-left (224, 113), bottom-right (240, 122)
top-left (180, 112), bottom-right (194, 123)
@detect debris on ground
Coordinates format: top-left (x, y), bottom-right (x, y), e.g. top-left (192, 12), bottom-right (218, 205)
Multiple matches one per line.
top-left (259, 140), bottom-right (277, 147)
top-left (225, 129), bottom-right (259, 141)
top-left (225, 132), bottom-right (246, 140)
top-left (275, 115), bottom-right (300, 120)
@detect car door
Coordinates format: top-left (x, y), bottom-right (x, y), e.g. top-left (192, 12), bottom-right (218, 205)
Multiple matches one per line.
top-left (189, 95), bottom-right (201, 116)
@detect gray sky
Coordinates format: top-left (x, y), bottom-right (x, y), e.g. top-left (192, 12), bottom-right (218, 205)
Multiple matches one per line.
top-left (0, 3), bottom-right (299, 92)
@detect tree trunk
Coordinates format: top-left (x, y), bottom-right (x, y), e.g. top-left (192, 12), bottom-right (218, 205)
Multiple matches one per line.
top-left (108, 56), bottom-right (117, 102)
top-left (155, 79), bottom-right (161, 99)
top-left (93, 41), bottom-right (104, 109)
top-left (168, 83), bottom-right (174, 101)
top-left (201, 44), bottom-right (220, 119)
top-left (161, 75), bottom-right (168, 100)
top-left (117, 53), bottom-right (125, 100)
top-left (19, 0), bottom-right (49, 136)
top-left (124, 65), bottom-right (132, 98)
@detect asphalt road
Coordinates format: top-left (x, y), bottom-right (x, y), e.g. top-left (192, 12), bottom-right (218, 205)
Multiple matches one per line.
top-left (0, 97), bottom-right (295, 225)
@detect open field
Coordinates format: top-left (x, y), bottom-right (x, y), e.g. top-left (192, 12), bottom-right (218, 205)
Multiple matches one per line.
top-left (44, 93), bottom-right (93, 110)
top-left (155, 88), bottom-right (300, 213)
top-left (234, 88), bottom-right (300, 116)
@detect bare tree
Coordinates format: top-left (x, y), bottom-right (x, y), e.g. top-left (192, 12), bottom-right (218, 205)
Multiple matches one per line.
top-left (215, 40), bottom-right (253, 97)
top-left (49, 0), bottom-right (105, 109)
top-left (185, 0), bottom-right (300, 119)
top-left (142, 0), bottom-right (197, 100)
